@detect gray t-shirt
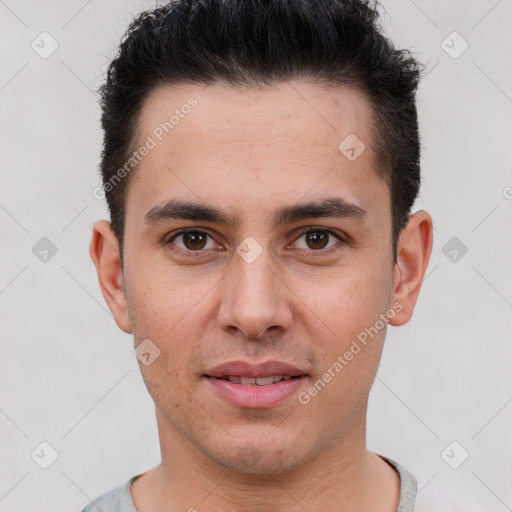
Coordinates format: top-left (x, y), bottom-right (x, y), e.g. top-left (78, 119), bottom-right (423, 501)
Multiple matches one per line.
top-left (81, 455), bottom-right (460, 511)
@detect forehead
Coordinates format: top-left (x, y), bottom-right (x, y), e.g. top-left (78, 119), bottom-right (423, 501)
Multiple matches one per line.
top-left (135, 80), bottom-right (375, 154)
top-left (125, 80), bottom-right (387, 227)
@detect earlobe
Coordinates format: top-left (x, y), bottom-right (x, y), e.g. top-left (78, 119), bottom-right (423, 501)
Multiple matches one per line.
top-left (89, 220), bottom-right (132, 333)
top-left (389, 210), bottom-right (433, 327)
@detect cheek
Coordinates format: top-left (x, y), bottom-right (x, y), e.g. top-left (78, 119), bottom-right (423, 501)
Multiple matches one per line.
top-left (125, 267), bottom-right (214, 384)
top-left (129, 279), bottom-right (203, 421)
top-left (125, 260), bottom-right (202, 337)
top-left (302, 261), bottom-right (392, 399)
top-left (309, 260), bottom-right (392, 337)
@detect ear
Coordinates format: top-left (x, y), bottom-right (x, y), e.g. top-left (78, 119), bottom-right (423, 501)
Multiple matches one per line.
top-left (89, 220), bottom-right (132, 333)
top-left (389, 210), bottom-right (433, 326)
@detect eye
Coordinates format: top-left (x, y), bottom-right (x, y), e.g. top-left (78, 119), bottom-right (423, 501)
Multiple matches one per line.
top-left (292, 228), bottom-right (344, 251)
top-left (167, 229), bottom-right (219, 251)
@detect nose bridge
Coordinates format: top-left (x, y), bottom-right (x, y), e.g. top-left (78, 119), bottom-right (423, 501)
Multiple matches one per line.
top-left (234, 246), bottom-right (274, 300)
top-left (217, 242), bottom-right (291, 339)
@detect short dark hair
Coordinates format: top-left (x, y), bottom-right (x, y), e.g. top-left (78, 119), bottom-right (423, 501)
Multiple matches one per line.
top-left (98, 0), bottom-right (424, 263)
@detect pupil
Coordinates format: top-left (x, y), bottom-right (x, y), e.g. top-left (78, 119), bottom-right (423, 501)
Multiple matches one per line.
top-left (184, 232), bottom-right (206, 250)
top-left (306, 231), bottom-right (328, 249)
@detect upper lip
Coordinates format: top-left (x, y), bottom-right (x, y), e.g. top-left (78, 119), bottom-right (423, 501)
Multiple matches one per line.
top-left (204, 360), bottom-right (308, 378)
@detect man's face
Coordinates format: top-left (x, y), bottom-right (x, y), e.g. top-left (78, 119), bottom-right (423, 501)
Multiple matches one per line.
top-left (120, 81), bottom-right (398, 472)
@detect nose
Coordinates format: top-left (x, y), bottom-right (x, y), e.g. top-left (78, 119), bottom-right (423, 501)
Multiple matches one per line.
top-left (217, 247), bottom-right (293, 341)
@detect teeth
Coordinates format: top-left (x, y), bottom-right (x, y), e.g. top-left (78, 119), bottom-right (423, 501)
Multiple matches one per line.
top-left (255, 376), bottom-right (274, 386)
top-left (220, 375), bottom-right (298, 385)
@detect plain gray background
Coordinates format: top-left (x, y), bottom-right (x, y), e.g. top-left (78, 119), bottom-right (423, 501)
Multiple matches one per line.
top-left (1, 1), bottom-right (511, 511)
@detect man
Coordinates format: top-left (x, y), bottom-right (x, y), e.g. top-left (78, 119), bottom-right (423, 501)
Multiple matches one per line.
top-left (86, 0), bottom-right (458, 510)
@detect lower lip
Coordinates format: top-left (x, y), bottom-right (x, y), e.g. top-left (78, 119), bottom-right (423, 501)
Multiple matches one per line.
top-left (205, 376), bottom-right (307, 408)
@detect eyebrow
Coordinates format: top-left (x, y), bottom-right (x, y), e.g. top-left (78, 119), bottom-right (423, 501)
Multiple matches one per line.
top-left (143, 197), bottom-right (367, 228)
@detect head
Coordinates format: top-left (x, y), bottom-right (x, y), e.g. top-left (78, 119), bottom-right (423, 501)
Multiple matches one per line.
top-left (90, 0), bottom-right (433, 474)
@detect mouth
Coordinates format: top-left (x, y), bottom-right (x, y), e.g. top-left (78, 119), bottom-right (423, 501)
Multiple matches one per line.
top-left (210, 374), bottom-right (302, 385)
top-left (203, 360), bottom-right (309, 408)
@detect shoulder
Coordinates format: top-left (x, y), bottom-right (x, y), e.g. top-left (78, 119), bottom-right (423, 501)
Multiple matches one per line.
top-left (81, 476), bottom-right (139, 512)
top-left (413, 482), bottom-right (462, 512)
top-left (377, 454), bottom-right (463, 512)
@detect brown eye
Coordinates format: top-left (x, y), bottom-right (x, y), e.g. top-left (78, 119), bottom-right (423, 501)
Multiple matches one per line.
top-left (292, 228), bottom-right (344, 252)
top-left (304, 231), bottom-right (330, 250)
top-left (182, 232), bottom-right (207, 250)
top-left (169, 230), bottom-right (217, 251)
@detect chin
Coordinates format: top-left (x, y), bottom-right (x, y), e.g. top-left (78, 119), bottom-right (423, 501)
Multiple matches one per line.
top-left (206, 434), bottom-right (312, 475)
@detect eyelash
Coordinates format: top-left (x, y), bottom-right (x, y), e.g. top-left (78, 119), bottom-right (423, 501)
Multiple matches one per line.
top-left (164, 226), bottom-right (347, 256)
